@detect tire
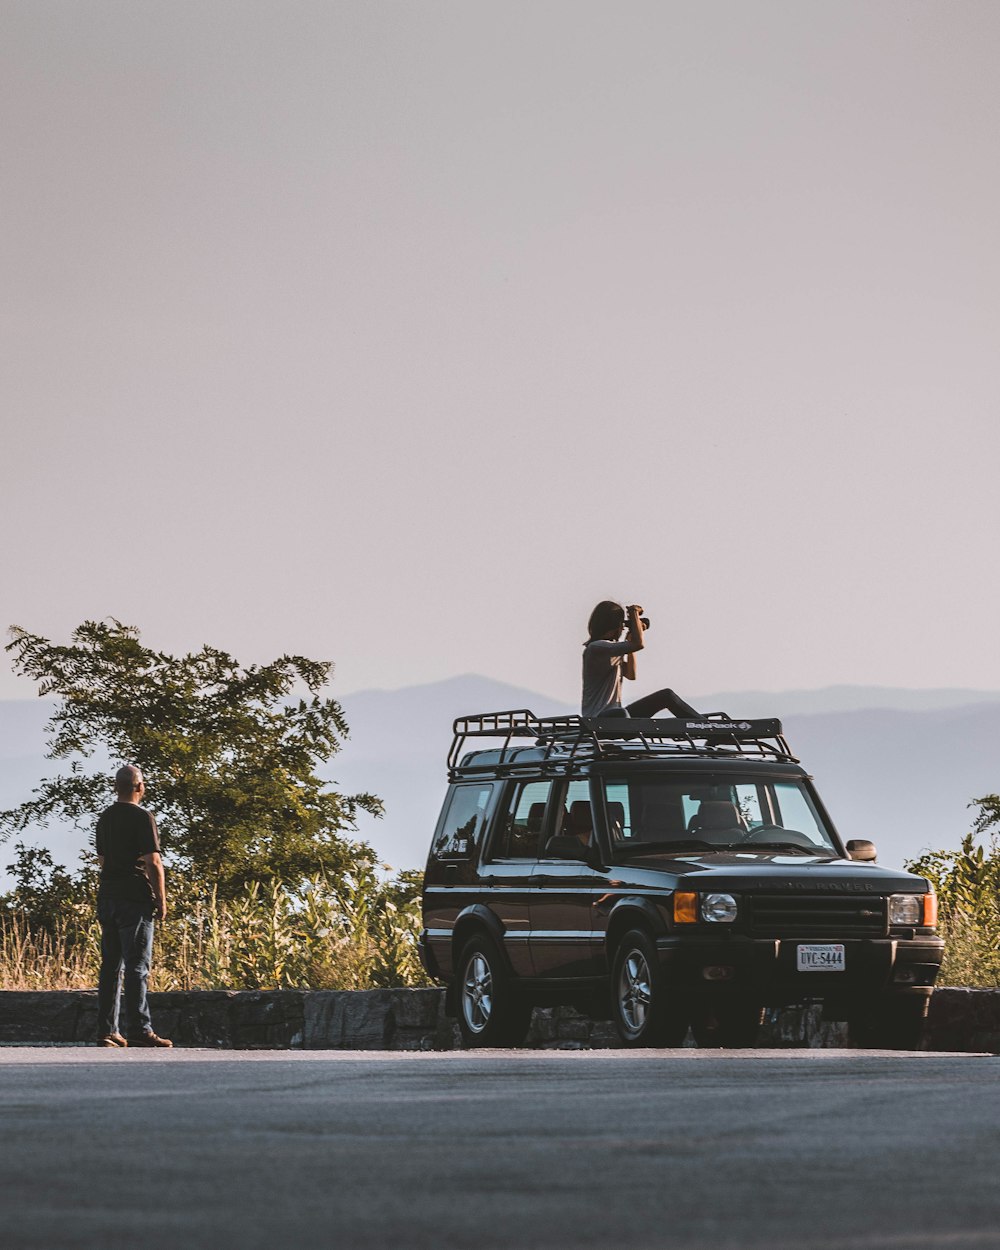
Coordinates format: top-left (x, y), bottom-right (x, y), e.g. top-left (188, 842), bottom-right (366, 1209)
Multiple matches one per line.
top-left (611, 929), bottom-right (688, 1047)
top-left (847, 997), bottom-right (928, 1050)
top-left (457, 935), bottom-right (533, 1048)
top-left (690, 1001), bottom-right (764, 1048)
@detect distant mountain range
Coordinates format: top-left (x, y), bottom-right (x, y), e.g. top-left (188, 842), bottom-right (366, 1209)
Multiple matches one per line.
top-left (2, 678), bottom-right (999, 886)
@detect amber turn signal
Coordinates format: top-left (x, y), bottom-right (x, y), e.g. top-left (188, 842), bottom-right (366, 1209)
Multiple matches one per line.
top-left (923, 893), bottom-right (938, 927)
top-left (674, 891), bottom-right (698, 924)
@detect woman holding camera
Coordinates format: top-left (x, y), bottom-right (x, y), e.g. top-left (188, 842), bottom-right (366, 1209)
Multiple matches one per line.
top-left (582, 600), bottom-right (700, 720)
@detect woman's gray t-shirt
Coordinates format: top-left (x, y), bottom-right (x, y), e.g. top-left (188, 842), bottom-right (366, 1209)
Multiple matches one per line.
top-left (581, 638), bottom-right (641, 717)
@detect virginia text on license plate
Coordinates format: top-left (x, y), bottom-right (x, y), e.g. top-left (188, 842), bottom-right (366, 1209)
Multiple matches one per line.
top-left (797, 943), bottom-right (846, 971)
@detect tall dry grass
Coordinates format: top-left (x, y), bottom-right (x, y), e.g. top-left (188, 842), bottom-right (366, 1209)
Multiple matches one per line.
top-left (0, 873), bottom-right (429, 992)
top-left (0, 911), bottom-right (100, 990)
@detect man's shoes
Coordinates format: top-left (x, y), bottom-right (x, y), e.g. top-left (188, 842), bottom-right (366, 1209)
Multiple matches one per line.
top-left (127, 1032), bottom-right (173, 1048)
top-left (97, 1033), bottom-right (128, 1048)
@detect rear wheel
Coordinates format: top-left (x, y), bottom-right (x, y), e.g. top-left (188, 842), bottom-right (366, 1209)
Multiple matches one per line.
top-left (847, 997), bottom-right (928, 1050)
top-left (457, 935), bottom-right (532, 1048)
top-left (611, 929), bottom-right (688, 1047)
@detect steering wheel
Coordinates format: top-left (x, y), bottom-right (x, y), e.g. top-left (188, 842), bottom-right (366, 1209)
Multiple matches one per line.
top-left (736, 824), bottom-right (814, 850)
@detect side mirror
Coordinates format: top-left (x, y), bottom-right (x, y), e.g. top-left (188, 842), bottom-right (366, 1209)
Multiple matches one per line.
top-left (846, 839), bottom-right (877, 862)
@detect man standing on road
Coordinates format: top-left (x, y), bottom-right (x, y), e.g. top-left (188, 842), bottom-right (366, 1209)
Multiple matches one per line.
top-left (95, 765), bottom-right (172, 1048)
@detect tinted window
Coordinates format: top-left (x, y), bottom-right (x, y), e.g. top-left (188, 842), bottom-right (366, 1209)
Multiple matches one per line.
top-left (771, 782), bottom-right (830, 848)
top-left (603, 775), bottom-right (837, 854)
top-left (605, 781), bottom-right (631, 840)
top-left (490, 780), bottom-right (552, 859)
top-left (543, 779), bottom-right (593, 855)
top-left (433, 784), bottom-right (494, 858)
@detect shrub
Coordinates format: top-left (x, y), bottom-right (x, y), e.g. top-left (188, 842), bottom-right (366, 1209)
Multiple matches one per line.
top-left (907, 794), bottom-right (1000, 988)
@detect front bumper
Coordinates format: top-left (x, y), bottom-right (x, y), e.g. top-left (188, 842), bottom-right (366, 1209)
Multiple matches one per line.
top-left (654, 933), bottom-right (945, 1003)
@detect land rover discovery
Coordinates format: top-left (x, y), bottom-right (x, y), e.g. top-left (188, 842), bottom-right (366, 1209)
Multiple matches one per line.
top-left (419, 711), bottom-right (943, 1049)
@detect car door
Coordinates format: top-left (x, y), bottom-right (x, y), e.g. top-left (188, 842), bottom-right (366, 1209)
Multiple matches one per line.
top-left (530, 777), bottom-right (604, 978)
top-left (477, 779), bottom-right (548, 978)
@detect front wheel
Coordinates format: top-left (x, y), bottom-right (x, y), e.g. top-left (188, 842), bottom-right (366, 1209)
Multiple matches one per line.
top-left (611, 929), bottom-right (688, 1047)
top-left (457, 935), bottom-right (532, 1048)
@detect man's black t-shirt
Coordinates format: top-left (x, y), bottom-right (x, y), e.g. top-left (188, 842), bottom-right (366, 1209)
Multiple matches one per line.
top-left (95, 803), bottom-right (160, 903)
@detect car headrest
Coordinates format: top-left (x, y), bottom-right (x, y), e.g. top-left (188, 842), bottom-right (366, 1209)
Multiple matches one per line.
top-left (527, 801), bottom-right (547, 834)
top-left (691, 800), bottom-right (745, 832)
top-left (568, 800), bottom-right (592, 833)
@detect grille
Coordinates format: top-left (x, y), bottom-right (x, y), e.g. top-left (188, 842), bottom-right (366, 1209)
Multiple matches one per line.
top-left (748, 893), bottom-right (887, 938)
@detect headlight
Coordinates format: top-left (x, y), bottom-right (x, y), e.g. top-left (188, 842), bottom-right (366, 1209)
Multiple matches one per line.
top-left (701, 892), bottom-right (738, 923)
top-left (889, 894), bottom-right (922, 926)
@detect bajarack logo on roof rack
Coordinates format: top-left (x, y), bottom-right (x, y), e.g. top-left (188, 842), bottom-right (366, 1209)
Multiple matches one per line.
top-left (684, 720), bottom-right (753, 732)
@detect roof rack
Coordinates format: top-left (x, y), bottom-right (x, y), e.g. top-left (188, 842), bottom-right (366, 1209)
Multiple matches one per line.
top-left (448, 708), bottom-right (798, 778)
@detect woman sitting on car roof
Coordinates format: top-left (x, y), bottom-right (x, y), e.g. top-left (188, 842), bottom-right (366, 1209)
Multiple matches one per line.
top-left (582, 600), bottom-right (700, 721)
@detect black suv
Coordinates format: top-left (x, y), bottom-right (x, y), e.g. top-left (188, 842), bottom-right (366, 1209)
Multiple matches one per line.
top-left (419, 710), bottom-right (944, 1049)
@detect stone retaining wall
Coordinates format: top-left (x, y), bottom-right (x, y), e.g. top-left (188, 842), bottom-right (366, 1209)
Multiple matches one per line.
top-left (3, 988), bottom-right (994, 1050)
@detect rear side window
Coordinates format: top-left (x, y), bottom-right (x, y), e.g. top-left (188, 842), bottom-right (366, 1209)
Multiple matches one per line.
top-left (490, 780), bottom-right (553, 859)
top-left (433, 784), bottom-right (494, 858)
top-left (604, 781), bottom-right (631, 840)
top-left (545, 778), bottom-right (593, 854)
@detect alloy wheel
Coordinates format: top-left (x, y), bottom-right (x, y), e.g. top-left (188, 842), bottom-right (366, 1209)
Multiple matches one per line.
top-left (462, 952), bottom-right (493, 1034)
top-left (618, 948), bottom-right (652, 1033)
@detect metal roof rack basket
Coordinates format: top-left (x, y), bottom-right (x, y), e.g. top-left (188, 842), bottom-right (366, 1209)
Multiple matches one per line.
top-left (448, 708), bottom-right (797, 777)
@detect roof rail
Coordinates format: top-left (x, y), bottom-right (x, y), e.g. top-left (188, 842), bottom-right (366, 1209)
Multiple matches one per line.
top-left (448, 708), bottom-right (798, 777)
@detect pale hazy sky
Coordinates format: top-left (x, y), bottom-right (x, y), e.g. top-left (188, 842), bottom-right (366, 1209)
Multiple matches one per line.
top-left (2, 2), bottom-right (998, 707)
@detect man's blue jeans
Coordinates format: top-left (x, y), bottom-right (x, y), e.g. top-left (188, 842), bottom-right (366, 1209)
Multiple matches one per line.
top-left (97, 895), bottom-right (155, 1038)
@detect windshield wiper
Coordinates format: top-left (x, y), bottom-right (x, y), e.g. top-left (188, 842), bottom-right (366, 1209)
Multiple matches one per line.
top-left (614, 838), bottom-right (717, 854)
top-left (736, 840), bottom-right (829, 856)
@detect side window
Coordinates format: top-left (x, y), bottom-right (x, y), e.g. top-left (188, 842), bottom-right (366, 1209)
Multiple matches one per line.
top-left (491, 780), bottom-right (552, 859)
top-left (605, 781), bottom-right (632, 842)
top-left (772, 782), bottom-right (829, 847)
top-left (546, 779), bottom-right (593, 854)
top-left (433, 784), bottom-right (494, 858)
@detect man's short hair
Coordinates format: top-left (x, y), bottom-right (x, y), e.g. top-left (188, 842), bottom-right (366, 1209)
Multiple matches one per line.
top-left (114, 764), bottom-right (144, 798)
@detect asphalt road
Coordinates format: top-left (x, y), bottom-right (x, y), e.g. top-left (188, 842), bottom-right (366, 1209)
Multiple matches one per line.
top-left (2, 1048), bottom-right (999, 1250)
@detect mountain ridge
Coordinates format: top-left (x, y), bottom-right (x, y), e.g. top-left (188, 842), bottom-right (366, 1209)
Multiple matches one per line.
top-left (1, 676), bottom-right (998, 887)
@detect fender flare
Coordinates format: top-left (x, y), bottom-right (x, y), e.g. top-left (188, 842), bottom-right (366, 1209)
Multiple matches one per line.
top-left (447, 905), bottom-right (511, 1017)
top-left (452, 903), bottom-right (507, 960)
top-left (605, 896), bottom-right (669, 953)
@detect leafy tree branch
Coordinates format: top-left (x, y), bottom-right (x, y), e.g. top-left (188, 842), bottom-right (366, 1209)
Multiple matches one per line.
top-left (1, 620), bottom-right (383, 897)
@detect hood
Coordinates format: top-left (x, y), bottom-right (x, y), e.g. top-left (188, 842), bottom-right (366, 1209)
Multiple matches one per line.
top-left (615, 851), bottom-right (927, 893)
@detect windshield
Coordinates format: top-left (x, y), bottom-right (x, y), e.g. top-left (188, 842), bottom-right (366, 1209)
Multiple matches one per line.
top-left (602, 775), bottom-right (839, 856)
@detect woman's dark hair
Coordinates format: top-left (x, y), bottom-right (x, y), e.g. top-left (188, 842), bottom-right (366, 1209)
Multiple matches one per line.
top-left (587, 600), bottom-right (625, 641)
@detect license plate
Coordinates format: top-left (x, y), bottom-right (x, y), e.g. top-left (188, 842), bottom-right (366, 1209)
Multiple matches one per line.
top-left (796, 943), bottom-right (845, 972)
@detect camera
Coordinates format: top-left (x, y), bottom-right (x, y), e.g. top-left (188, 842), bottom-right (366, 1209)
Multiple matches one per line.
top-left (627, 605), bottom-right (651, 631)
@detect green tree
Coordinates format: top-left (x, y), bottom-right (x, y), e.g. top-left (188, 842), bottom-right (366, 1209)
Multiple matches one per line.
top-left (2, 842), bottom-right (97, 931)
top-left (972, 794), bottom-right (1000, 838)
top-left (0, 621), bottom-right (382, 896)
